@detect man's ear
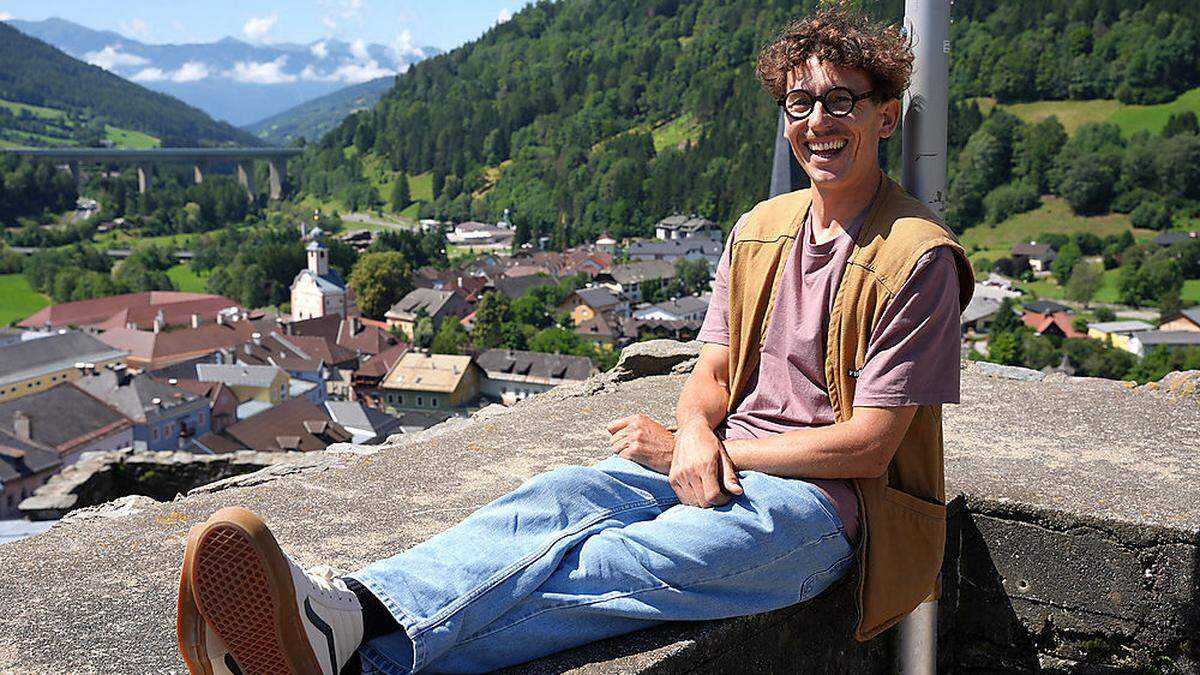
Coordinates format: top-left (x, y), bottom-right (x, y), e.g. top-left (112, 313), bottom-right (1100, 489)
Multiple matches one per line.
top-left (878, 98), bottom-right (901, 139)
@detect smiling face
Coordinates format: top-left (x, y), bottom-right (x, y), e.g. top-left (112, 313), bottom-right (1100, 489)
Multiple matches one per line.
top-left (784, 56), bottom-right (899, 195)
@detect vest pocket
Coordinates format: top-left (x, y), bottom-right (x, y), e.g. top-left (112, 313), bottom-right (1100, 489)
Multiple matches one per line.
top-left (861, 485), bottom-right (947, 631)
top-left (881, 485), bottom-right (946, 520)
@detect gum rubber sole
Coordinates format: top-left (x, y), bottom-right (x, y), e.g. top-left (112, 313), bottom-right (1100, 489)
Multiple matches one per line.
top-left (187, 507), bottom-right (323, 675)
top-left (178, 524), bottom-right (215, 675)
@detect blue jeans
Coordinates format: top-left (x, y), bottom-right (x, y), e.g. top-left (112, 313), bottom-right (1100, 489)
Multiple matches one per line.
top-left (349, 454), bottom-right (856, 674)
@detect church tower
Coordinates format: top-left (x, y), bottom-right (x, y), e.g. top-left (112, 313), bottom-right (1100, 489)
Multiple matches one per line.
top-left (307, 240), bottom-right (329, 277)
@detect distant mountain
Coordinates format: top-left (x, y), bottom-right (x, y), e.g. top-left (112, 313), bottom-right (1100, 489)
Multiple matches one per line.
top-left (7, 18), bottom-right (440, 126)
top-left (0, 22), bottom-right (258, 147)
top-left (245, 76), bottom-right (395, 144)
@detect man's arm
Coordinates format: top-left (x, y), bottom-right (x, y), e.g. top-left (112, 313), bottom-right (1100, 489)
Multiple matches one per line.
top-left (675, 343), bottom-right (730, 432)
top-left (723, 405), bottom-right (916, 480)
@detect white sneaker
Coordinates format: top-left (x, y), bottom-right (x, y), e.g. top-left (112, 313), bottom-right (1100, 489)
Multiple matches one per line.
top-left (186, 507), bottom-right (365, 675)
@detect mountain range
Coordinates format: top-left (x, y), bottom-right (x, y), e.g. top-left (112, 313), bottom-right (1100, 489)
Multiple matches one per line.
top-left (245, 76), bottom-right (396, 145)
top-left (6, 18), bottom-right (440, 127)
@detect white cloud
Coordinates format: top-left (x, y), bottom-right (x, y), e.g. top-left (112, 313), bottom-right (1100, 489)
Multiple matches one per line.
top-left (0, 12), bottom-right (13, 21)
top-left (389, 29), bottom-right (424, 65)
top-left (130, 61), bottom-right (210, 83)
top-left (349, 38), bottom-right (371, 61)
top-left (228, 56), bottom-right (296, 84)
top-left (171, 61), bottom-right (210, 82)
top-left (85, 45), bottom-right (149, 71)
top-left (310, 41), bottom-right (329, 59)
top-left (321, 15), bottom-right (338, 31)
top-left (130, 67), bottom-right (166, 82)
top-left (494, 8), bottom-right (512, 25)
top-left (331, 59), bottom-right (395, 83)
top-left (118, 17), bottom-right (151, 41)
top-left (242, 14), bottom-right (278, 44)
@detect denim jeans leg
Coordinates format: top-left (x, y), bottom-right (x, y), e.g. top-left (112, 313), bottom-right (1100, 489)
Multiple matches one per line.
top-left (422, 470), bottom-right (856, 673)
top-left (350, 455), bottom-right (679, 674)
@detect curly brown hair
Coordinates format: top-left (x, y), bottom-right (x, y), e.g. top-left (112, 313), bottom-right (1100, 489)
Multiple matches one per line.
top-left (755, 4), bottom-right (913, 104)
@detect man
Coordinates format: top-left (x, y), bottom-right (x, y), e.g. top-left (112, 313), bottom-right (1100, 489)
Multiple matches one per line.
top-left (177, 7), bottom-right (973, 674)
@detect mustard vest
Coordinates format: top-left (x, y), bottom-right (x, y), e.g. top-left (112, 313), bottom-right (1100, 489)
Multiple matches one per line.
top-left (726, 175), bottom-right (974, 641)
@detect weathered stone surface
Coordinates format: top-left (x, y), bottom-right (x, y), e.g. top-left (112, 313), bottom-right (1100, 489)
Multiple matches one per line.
top-left (608, 339), bottom-right (701, 382)
top-left (0, 347), bottom-right (1196, 674)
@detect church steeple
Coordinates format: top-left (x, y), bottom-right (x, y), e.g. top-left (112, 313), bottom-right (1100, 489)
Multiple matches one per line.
top-left (307, 240), bottom-right (329, 277)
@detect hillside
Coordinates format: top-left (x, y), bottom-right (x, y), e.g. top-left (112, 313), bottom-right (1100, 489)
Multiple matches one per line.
top-left (295, 0), bottom-right (1200, 250)
top-left (8, 18), bottom-right (440, 127)
top-left (245, 76), bottom-right (396, 145)
top-left (0, 22), bottom-right (258, 147)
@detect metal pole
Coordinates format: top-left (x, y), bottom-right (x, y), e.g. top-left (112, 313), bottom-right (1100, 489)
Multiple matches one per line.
top-left (898, 1), bottom-right (950, 673)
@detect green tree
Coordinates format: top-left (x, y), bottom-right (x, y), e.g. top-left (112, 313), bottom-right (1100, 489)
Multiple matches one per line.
top-left (1058, 154), bottom-right (1117, 215)
top-left (1162, 112), bottom-right (1199, 138)
top-left (987, 331), bottom-right (1022, 366)
top-left (412, 315), bottom-right (434, 349)
top-left (473, 290), bottom-right (511, 349)
top-left (390, 175), bottom-right (411, 213)
top-left (1013, 116), bottom-right (1067, 193)
top-left (1065, 259), bottom-right (1102, 306)
top-left (431, 317), bottom-right (468, 354)
top-left (1051, 241), bottom-right (1082, 285)
top-left (348, 251), bottom-right (413, 319)
top-left (991, 297), bottom-right (1022, 334)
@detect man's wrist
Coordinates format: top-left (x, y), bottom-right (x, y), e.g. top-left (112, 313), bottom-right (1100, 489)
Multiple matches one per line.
top-left (676, 417), bottom-right (713, 435)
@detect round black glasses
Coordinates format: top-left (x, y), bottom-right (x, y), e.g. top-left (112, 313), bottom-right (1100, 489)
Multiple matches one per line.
top-left (777, 87), bottom-right (875, 121)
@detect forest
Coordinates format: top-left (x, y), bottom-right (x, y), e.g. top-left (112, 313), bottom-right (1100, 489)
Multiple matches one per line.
top-left (294, 0), bottom-right (1199, 249)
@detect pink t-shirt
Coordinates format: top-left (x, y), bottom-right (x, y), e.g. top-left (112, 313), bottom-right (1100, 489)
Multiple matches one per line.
top-left (698, 200), bottom-right (963, 543)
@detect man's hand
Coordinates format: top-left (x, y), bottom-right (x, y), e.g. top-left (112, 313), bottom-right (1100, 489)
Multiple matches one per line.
top-left (607, 414), bottom-right (675, 474)
top-left (669, 420), bottom-right (743, 508)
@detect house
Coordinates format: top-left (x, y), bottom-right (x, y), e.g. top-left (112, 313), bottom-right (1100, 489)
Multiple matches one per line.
top-left (163, 379), bottom-right (239, 433)
top-left (0, 331), bottom-right (129, 403)
top-left (1159, 308), bottom-right (1200, 333)
top-left (18, 291), bottom-right (242, 332)
top-left (0, 384), bottom-right (133, 466)
top-left (379, 352), bottom-right (481, 414)
top-left (490, 275), bottom-right (558, 302)
top-left (1023, 300), bottom-right (1070, 316)
top-left (192, 397), bottom-right (352, 454)
top-left (595, 260), bottom-right (676, 303)
top-left (285, 314), bottom-right (403, 356)
top-left (961, 296), bottom-right (1002, 335)
top-left (391, 410), bottom-right (454, 434)
top-left (445, 220), bottom-right (514, 248)
top-left (1010, 242), bottom-right (1057, 273)
top-left (195, 363), bottom-right (290, 411)
top-left (324, 401), bottom-right (405, 444)
top-left (559, 287), bottom-right (625, 325)
top-left (621, 317), bottom-right (703, 344)
top-left (1127, 330), bottom-right (1200, 358)
top-left (1086, 320), bottom-right (1156, 353)
top-left (595, 232), bottom-right (618, 255)
top-left (475, 349), bottom-right (595, 405)
top-left (1150, 231), bottom-right (1197, 247)
top-left (351, 343), bottom-right (410, 410)
top-left (385, 289), bottom-right (472, 339)
top-left (96, 314), bottom-right (257, 370)
top-left (230, 331), bottom-right (350, 405)
top-left (576, 313), bottom-right (620, 349)
top-left (290, 238), bottom-right (354, 320)
top-left (0, 432), bottom-right (61, 519)
top-left (633, 295), bottom-right (709, 322)
top-left (1021, 310), bottom-right (1086, 339)
top-left (654, 214), bottom-right (722, 242)
top-left (72, 364), bottom-right (211, 452)
top-left (628, 237), bottom-right (723, 268)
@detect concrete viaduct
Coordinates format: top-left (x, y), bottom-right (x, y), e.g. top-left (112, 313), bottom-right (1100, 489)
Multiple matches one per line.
top-left (0, 147), bottom-right (303, 202)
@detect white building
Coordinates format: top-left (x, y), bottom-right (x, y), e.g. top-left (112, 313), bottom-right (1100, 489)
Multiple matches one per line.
top-left (290, 238), bottom-right (353, 321)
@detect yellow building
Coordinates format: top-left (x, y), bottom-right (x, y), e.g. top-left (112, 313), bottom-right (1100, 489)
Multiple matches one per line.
top-left (195, 363), bottom-right (290, 405)
top-left (380, 352), bottom-right (480, 413)
top-left (0, 332), bottom-right (127, 403)
top-left (1085, 320), bottom-right (1155, 354)
top-left (1159, 308), bottom-right (1200, 333)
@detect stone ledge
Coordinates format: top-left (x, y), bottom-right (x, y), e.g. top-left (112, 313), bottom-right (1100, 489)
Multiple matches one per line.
top-left (0, 342), bottom-right (1197, 673)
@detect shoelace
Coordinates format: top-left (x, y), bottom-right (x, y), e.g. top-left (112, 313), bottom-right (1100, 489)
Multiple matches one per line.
top-left (304, 564), bottom-right (353, 604)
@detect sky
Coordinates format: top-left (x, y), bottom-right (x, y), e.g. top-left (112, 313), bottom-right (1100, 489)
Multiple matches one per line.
top-left (0, 1), bottom-right (525, 52)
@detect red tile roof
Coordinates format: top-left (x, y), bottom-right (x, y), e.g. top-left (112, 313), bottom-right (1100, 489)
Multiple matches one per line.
top-left (97, 321), bottom-right (257, 369)
top-left (19, 292), bottom-right (242, 330)
top-left (1021, 311), bottom-right (1086, 339)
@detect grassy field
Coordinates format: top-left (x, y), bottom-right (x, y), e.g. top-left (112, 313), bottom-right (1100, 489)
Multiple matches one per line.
top-left (0, 98), bottom-right (64, 120)
top-left (652, 113), bottom-right (702, 153)
top-left (960, 196), bottom-right (1155, 265)
top-left (104, 125), bottom-right (159, 149)
top-left (1, 97), bottom-right (160, 149)
top-left (93, 230), bottom-right (197, 250)
top-left (1018, 267), bottom-right (1200, 306)
top-left (0, 274), bottom-right (49, 326)
top-left (167, 264), bottom-right (209, 293)
top-left (971, 87), bottom-right (1200, 137)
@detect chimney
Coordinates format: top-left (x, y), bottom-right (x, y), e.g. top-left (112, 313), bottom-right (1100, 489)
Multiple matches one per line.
top-left (13, 411), bottom-right (31, 441)
top-left (153, 317), bottom-right (163, 334)
top-left (85, 362), bottom-right (97, 376)
top-left (191, 313), bottom-right (200, 329)
top-left (216, 312), bottom-right (225, 326)
top-left (168, 378), bottom-right (178, 385)
top-left (351, 316), bottom-right (361, 334)
top-left (252, 332), bottom-right (262, 346)
top-left (112, 363), bottom-right (131, 387)
top-left (151, 397), bottom-right (162, 408)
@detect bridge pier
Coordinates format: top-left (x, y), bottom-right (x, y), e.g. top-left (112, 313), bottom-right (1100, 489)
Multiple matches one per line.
top-left (137, 165), bottom-right (149, 194)
top-left (236, 161), bottom-right (255, 203)
top-left (193, 163), bottom-right (204, 185)
top-left (67, 161), bottom-right (81, 187)
top-left (268, 159), bottom-right (285, 200)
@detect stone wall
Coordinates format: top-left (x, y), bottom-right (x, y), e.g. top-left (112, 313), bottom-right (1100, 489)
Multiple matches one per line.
top-left (0, 341), bottom-right (1196, 674)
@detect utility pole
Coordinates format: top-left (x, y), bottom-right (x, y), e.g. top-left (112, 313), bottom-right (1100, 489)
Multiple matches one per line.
top-left (897, 0), bottom-right (951, 673)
